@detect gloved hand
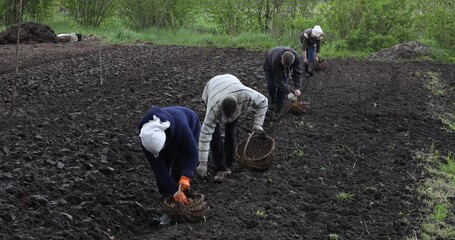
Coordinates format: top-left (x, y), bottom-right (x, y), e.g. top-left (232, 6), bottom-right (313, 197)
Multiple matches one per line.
top-left (178, 176), bottom-right (190, 191)
top-left (252, 125), bottom-right (265, 134)
top-left (173, 189), bottom-right (189, 205)
top-left (196, 162), bottom-right (207, 178)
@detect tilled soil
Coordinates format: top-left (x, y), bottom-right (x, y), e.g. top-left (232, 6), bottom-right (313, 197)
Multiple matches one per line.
top-left (1, 40), bottom-right (455, 240)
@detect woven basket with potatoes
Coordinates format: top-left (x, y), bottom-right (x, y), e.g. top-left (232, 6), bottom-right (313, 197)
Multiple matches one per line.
top-left (162, 189), bottom-right (207, 223)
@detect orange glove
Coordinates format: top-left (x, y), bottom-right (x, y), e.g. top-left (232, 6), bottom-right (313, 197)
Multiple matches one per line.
top-left (173, 190), bottom-right (189, 205)
top-left (178, 176), bottom-right (190, 191)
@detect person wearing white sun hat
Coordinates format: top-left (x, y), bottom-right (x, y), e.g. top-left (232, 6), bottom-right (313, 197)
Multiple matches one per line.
top-left (299, 25), bottom-right (324, 76)
top-left (138, 106), bottom-right (200, 217)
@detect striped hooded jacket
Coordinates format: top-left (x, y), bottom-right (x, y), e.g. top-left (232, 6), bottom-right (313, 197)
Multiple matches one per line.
top-left (198, 74), bottom-right (268, 164)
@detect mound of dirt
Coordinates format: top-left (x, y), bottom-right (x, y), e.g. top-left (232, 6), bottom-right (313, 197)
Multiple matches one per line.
top-left (0, 22), bottom-right (57, 44)
top-left (371, 41), bottom-right (429, 60)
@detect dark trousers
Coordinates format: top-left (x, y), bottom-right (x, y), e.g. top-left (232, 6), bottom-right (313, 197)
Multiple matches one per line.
top-left (265, 70), bottom-right (288, 112)
top-left (210, 118), bottom-right (238, 172)
top-left (305, 45), bottom-right (317, 72)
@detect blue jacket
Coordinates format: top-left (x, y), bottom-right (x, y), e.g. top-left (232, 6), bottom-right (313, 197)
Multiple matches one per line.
top-left (138, 106), bottom-right (200, 194)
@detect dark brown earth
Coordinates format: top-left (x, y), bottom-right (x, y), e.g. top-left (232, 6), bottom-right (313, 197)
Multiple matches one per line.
top-left (1, 32), bottom-right (455, 239)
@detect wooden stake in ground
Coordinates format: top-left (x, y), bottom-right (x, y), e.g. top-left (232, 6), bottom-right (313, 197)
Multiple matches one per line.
top-left (11, 0), bottom-right (23, 117)
top-left (100, 39), bottom-right (103, 85)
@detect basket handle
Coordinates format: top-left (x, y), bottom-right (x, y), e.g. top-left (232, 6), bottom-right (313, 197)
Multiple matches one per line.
top-left (177, 184), bottom-right (183, 205)
top-left (243, 132), bottom-right (255, 160)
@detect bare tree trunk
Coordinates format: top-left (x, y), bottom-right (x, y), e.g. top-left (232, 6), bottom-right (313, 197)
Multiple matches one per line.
top-left (264, 0), bottom-right (271, 32)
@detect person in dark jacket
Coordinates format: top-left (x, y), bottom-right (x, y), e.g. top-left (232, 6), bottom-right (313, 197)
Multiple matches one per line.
top-left (263, 46), bottom-right (303, 118)
top-left (299, 25), bottom-right (324, 75)
top-left (138, 106), bottom-right (200, 210)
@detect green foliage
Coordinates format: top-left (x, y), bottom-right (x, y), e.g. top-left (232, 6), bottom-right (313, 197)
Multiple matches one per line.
top-left (270, 0), bottom-right (322, 36)
top-left (12, 0), bottom-right (454, 62)
top-left (1, 0), bottom-right (54, 26)
top-left (413, 0), bottom-right (455, 50)
top-left (440, 152), bottom-right (455, 176)
top-left (433, 204), bottom-right (449, 221)
top-left (119, 0), bottom-right (195, 30)
top-left (421, 71), bottom-right (446, 96)
top-left (201, 0), bottom-right (256, 35)
top-left (200, 0), bottom-right (320, 35)
top-left (60, 0), bottom-right (116, 27)
top-left (324, 0), bottom-right (417, 52)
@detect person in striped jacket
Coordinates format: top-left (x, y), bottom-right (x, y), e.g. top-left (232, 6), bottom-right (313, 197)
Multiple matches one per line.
top-left (196, 74), bottom-right (268, 182)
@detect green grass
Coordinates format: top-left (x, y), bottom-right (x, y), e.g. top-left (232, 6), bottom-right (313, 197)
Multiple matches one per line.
top-left (415, 145), bottom-right (455, 239)
top-left (421, 71), bottom-right (447, 96)
top-left (439, 113), bottom-right (455, 132)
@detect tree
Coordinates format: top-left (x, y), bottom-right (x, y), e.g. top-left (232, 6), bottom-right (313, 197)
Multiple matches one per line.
top-left (1, 0), bottom-right (54, 26)
top-left (119, 0), bottom-right (196, 29)
top-left (60, 0), bottom-right (116, 27)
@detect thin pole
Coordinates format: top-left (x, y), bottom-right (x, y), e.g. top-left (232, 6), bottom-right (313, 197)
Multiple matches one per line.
top-left (99, 38), bottom-right (103, 85)
top-left (11, 0), bottom-right (23, 117)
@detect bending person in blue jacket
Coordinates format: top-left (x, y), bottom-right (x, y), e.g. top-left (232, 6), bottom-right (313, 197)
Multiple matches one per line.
top-left (138, 106), bottom-right (200, 221)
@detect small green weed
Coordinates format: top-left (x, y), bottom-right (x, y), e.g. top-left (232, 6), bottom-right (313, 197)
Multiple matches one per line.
top-left (255, 209), bottom-right (267, 219)
top-left (328, 233), bottom-right (341, 240)
top-left (433, 204), bottom-right (449, 221)
top-left (336, 192), bottom-right (355, 201)
top-left (289, 145), bottom-right (305, 158)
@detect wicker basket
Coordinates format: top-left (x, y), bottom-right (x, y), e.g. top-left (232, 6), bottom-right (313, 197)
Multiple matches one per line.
top-left (234, 132), bottom-right (275, 170)
top-left (162, 188), bottom-right (207, 223)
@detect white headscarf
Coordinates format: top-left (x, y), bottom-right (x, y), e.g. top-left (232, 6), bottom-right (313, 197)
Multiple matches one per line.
top-left (311, 25), bottom-right (324, 38)
top-left (139, 115), bottom-right (170, 157)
